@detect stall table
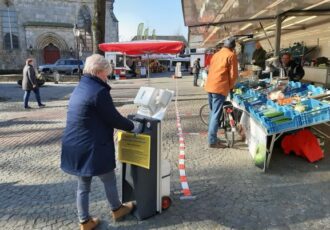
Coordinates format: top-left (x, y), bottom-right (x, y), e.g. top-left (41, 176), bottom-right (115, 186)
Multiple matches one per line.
top-left (232, 88), bottom-right (330, 173)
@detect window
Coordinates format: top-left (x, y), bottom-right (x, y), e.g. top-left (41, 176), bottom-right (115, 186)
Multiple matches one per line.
top-left (69, 60), bottom-right (83, 65)
top-left (4, 33), bottom-right (18, 49)
top-left (56, 60), bottom-right (65, 65)
top-left (77, 5), bottom-right (92, 52)
top-left (2, 6), bottom-right (19, 49)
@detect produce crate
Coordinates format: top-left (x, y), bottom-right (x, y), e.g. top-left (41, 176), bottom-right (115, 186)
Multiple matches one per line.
top-left (297, 99), bottom-right (330, 126)
top-left (262, 116), bottom-right (298, 134)
top-left (307, 85), bottom-right (326, 96)
top-left (233, 88), bottom-right (267, 112)
top-left (284, 82), bottom-right (325, 97)
top-left (283, 84), bottom-right (308, 97)
top-left (250, 100), bottom-right (301, 134)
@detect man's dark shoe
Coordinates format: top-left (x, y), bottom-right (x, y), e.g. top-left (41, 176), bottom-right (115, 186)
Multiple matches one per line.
top-left (24, 106), bottom-right (32, 109)
top-left (209, 142), bottom-right (227, 148)
top-left (38, 104), bottom-right (46, 108)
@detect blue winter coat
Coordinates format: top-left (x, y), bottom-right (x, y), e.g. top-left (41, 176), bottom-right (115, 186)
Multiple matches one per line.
top-left (61, 75), bottom-right (134, 176)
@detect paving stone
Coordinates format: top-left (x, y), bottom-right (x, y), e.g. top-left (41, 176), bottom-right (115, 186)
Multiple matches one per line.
top-left (1, 77), bottom-right (330, 229)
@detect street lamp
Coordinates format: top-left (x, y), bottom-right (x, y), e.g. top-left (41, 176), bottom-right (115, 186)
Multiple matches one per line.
top-left (73, 24), bottom-right (81, 81)
top-left (28, 45), bottom-right (33, 55)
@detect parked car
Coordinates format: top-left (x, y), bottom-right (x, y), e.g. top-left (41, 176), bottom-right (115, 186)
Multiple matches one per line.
top-left (38, 59), bottom-right (84, 75)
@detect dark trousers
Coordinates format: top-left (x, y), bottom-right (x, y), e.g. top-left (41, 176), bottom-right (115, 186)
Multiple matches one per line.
top-left (23, 88), bottom-right (42, 108)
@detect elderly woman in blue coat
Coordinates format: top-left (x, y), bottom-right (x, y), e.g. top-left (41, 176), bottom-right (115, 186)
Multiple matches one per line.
top-left (61, 54), bottom-right (141, 230)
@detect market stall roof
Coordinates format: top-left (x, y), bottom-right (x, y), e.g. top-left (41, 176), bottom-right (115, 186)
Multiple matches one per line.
top-left (99, 40), bottom-right (185, 55)
top-left (182, 0), bottom-right (330, 48)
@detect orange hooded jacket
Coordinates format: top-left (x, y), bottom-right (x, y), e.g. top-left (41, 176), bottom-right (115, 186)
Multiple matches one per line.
top-left (204, 47), bottom-right (238, 96)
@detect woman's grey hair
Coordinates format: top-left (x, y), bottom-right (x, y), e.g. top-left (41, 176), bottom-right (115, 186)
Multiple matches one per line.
top-left (83, 54), bottom-right (111, 76)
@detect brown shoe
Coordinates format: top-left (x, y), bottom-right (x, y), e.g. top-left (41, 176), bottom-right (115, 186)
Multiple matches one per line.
top-left (209, 142), bottom-right (227, 148)
top-left (79, 217), bottom-right (100, 230)
top-left (111, 202), bottom-right (134, 221)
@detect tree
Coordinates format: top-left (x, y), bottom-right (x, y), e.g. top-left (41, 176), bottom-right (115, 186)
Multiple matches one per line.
top-left (92, 0), bottom-right (106, 54)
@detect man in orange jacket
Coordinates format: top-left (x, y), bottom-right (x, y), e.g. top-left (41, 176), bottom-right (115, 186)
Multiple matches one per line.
top-left (204, 37), bottom-right (238, 148)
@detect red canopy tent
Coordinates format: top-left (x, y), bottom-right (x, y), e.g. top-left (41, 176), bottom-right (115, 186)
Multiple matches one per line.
top-left (99, 40), bottom-right (184, 55)
top-left (99, 40), bottom-right (185, 81)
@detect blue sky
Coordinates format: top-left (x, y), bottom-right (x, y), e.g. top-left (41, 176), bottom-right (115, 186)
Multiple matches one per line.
top-left (114, 0), bottom-right (188, 41)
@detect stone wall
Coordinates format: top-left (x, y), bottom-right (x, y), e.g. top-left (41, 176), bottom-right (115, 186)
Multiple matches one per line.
top-left (0, 0), bottom-right (118, 71)
top-left (0, 49), bottom-right (24, 70)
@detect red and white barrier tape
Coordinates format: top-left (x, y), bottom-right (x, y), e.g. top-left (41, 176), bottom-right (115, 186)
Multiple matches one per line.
top-left (175, 79), bottom-right (196, 200)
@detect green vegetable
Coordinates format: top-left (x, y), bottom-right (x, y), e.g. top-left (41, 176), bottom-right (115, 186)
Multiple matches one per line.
top-left (273, 118), bottom-right (292, 124)
top-left (255, 144), bottom-right (266, 168)
top-left (264, 111), bottom-right (284, 118)
top-left (294, 103), bottom-right (305, 112)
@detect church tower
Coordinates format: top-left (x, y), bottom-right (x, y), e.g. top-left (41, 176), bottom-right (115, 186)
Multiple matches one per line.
top-left (105, 0), bottom-right (119, 42)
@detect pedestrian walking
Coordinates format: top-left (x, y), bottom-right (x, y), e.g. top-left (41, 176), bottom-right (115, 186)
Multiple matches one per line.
top-left (22, 58), bottom-right (45, 109)
top-left (204, 37), bottom-right (238, 148)
top-left (109, 59), bottom-right (115, 79)
top-left (61, 54), bottom-right (142, 230)
top-left (192, 58), bottom-right (201, 86)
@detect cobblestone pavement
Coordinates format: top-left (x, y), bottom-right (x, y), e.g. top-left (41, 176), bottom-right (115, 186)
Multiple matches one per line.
top-left (1, 76), bottom-right (330, 230)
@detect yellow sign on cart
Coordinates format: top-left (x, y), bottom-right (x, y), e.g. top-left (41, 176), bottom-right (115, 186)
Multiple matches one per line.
top-left (117, 131), bottom-right (151, 169)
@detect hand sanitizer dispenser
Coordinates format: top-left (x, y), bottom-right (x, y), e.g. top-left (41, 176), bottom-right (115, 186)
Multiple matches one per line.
top-left (134, 87), bottom-right (174, 120)
top-left (120, 86), bottom-right (174, 220)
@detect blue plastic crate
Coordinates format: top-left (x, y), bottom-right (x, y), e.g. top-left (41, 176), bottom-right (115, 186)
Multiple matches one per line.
top-left (243, 97), bottom-right (267, 112)
top-left (288, 81), bottom-right (308, 88)
top-left (307, 85), bottom-right (326, 96)
top-left (251, 100), bottom-right (301, 133)
top-left (297, 99), bottom-right (330, 126)
top-left (283, 85), bottom-right (308, 97)
top-left (263, 116), bottom-right (298, 134)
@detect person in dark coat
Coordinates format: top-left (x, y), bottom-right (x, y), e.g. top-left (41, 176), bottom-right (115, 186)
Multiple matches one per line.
top-left (192, 58), bottom-right (201, 86)
top-left (280, 52), bottom-right (305, 81)
top-left (22, 58), bottom-right (45, 109)
top-left (61, 54), bottom-right (141, 229)
top-left (252, 41), bottom-right (267, 70)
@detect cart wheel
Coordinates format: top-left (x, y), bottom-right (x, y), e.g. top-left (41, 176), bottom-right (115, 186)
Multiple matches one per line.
top-left (162, 196), bottom-right (172, 210)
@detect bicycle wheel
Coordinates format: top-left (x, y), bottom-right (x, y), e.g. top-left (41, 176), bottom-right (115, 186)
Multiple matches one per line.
top-left (199, 103), bottom-right (209, 126)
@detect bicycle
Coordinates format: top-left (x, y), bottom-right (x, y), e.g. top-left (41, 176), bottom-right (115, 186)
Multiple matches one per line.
top-left (199, 101), bottom-right (242, 147)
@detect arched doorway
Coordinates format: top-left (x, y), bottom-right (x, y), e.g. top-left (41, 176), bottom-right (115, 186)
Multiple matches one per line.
top-left (43, 43), bottom-right (60, 64)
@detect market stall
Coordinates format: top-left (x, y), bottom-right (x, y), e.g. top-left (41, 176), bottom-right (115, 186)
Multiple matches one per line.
top-left (99, 40), bottom-right (185, 83)
top-left (181, 0), bottom-right (330, 172)
top-left (232, 77), bottom-right (330, 172)
top-left (181, 0), bottom-right (330, 51)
